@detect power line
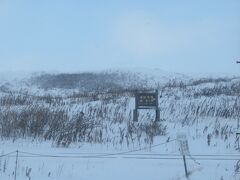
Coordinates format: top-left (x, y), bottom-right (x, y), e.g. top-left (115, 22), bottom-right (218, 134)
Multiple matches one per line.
top-left (56, 152), bottom-right (240, 157)
top-left (5, 153), bottom-right (240, 161)
top-left (122, 157), bottom-right (240, 161)
top-left (1, 137), bottom-right (239, 162)
top-left (0, 151), bottom-right (16, 157)
top-left (6, 155), bottom-right (118, 159)
top-left (18, 138), bottom-right (176, 159)
top-left (1, 150), bottom-right (240, 162)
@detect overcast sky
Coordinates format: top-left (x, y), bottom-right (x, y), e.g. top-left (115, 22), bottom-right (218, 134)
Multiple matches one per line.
top-left (0, 0), bottom-right (239, 74)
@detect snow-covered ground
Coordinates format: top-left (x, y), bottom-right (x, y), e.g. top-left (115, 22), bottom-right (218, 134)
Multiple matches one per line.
top-left (0, 70), bottom-right (240, 180)
top-left (0, 120), bottom-right (239, 180)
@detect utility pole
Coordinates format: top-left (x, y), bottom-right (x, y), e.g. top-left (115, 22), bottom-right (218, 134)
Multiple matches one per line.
top-left (236, 61), bottom-right (240, 129)
top-left (14, 150), bottom-right (19, 180)
top-left (183, 155), bottom-right (188, 178)
top-left (236, 61), bottom-right (240, 150)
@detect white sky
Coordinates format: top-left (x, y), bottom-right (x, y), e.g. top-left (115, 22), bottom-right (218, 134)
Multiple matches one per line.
top-left (0, 0), bottom-right (239, 74)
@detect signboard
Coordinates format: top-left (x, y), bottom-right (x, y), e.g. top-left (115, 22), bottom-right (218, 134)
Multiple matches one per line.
top-left (236, 131), bottom-right (240, 150)
top-left (177, 133), bottom-right (190, 155)
top-left (133, 90), bottom-right (160, 122)
top-left (236, 132), bottom-right (240, 138)
top-left (136, 93), bottom-right (157, 108)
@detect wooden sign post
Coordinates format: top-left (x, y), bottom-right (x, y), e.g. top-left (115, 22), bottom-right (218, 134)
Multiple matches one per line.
top-left (177, 133), bottom-right (190, 178)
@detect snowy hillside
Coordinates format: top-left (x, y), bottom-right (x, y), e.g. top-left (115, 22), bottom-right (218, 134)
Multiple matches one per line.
top-left (0, 69), bottom-right (240, 180)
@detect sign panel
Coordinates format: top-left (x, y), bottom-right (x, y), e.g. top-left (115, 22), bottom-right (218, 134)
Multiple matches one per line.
top-left (177, 133), bottom-right (190, 155)
top-left (133, 90), bottom-right (159, 122)
top-left (236, 132), bottom-right (240, 150)
top-left (136, 93), bottom-right (157, 108)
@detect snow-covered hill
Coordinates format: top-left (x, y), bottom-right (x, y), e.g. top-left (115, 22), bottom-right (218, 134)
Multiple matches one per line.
top-left (0, 69), bottom-right (240, 180)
